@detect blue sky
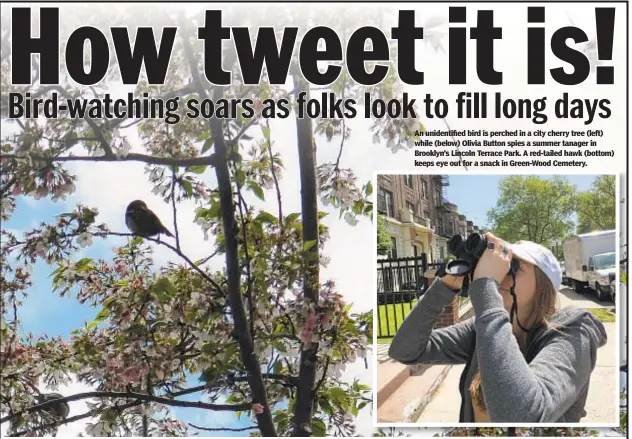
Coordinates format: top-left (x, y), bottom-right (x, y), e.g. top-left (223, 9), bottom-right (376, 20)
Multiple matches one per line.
top-left (5, 197), bottom-right (257, 435)
top-left (444, 174), bottom-right (600, 231)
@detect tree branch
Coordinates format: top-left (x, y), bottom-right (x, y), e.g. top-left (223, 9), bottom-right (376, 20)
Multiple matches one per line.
top-left (1, 152), bottom-right (217, 168)
top-left (189, 423), bottom-right (258, 432)
top-left (32, 230), bottom-right (225, 295)
top-left (170, 167), bottom-right (181, 251)
top-left (180, 23), bottom-right (277, 438)
top-left (49, 86), bottom-right (114, 157)
top-left (1, 390), bottom-right (250, 424)
top-left (9, 386), bottom-right (208, 436)
top-left (291, 70), bottom-right (321, 437)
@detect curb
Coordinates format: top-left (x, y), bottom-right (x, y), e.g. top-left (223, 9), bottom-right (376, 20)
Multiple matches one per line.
top-left (377, 363), bottom-right (411, 408)
top-left (402, 364), bottom-right (453, 422)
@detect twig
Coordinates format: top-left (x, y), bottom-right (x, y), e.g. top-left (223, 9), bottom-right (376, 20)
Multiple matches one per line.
top-left (440, 117), bottom-right (468, 171)
top-left (0, 293), bottom-right (18, 371)
top-left (265, 119), bottom-right (283, 229)
top-left (189, 423), bottom-right (258, 432)
top-left (170, 167), bottom-right (181, 251)
top-left (50, 86), bottom-right (114, 157)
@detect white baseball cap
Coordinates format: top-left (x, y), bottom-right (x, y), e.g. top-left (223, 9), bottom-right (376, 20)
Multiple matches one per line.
top-left (510, 240), bottom-right (562, 290)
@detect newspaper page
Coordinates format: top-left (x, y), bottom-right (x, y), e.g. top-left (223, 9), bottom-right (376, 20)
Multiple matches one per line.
top-left (0, 2), bottom-right (627, 439)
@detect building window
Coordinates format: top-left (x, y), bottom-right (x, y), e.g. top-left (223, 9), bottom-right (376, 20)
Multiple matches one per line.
top-left (421, 180), bottom-right (428, 199)
top-left (390, 237), bottom-right (398, 259)
top-left (378, 188), bottom-right (395, 218)
top-left (423, 209), bottom-right (429, 220)
top-left (435, 189), bottom-right (442, 206)
top-left (438, 217), bottom-right (444, 235)
top-left (406, 201), bottom-right (416, 214)
top-left (404, 175), bottom-right (414, 188)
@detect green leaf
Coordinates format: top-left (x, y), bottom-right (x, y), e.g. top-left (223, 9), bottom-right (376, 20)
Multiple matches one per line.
top-left (209, 200), bottom-right (221, 218)
top-left (303, 240), bottom-right (317, 252)
top-left (131, 236), bottom-right (144, 246)
top-left (318, 398), bottom-right (333, 415)
top-left (201, 139), bottom-right (214, 154)
top-left (273, 361), bottom-right (282, 375)
top-left (255, 211), bottom-right (278, 225)
top-left (248, 181), bottom-right (265, 201)
top-left (152, 277), bottom-right (176, 299)
top-left (223, 343), bottom-right (239, 362)
top-left (311, 418), bottom-right (327, 437)
top-left (235, 169), bottom-right (246, 187)
top-left (187, 165), bottom-right (207, 174)
top-left (330, 387), bottom-right (347, 402)
top-left (181, 180), bottom-right (193, 197)
top-left (285, 212), bottom-right (301, 223)
top-left (365, 181), bottom-right (373, 196)
top-left (262, 125), bottom-right (271, 140)
top-left (75, 257), bottom-right (93, 269)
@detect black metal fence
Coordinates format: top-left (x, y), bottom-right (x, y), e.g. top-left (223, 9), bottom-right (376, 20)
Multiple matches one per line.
top-left (376, 255), bottom-right (442, 338)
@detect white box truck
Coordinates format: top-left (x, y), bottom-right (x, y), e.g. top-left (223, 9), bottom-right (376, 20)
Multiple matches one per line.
top-left (562, 230), bottom-right (616, 301)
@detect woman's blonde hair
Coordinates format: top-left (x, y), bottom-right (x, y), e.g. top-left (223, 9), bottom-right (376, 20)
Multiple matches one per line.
top-left (470, 264), bottom-right (559, 412)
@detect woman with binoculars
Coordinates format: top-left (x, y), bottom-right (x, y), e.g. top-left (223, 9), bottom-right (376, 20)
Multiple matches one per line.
top-left (389, 232), bottom-right (608, 423)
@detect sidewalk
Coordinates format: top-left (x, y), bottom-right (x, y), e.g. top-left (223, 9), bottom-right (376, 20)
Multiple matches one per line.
top-left (417, 321), bottom-right (618, 424)
top-left (557, 286), bottom-right (612, 310)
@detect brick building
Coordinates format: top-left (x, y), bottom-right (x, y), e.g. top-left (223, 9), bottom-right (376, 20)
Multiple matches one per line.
top-left (377, 174), bottom-right (481, 328)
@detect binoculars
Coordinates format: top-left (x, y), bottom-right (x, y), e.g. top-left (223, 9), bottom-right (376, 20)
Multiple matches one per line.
top-left (443, 233), bottom-right (520, 278)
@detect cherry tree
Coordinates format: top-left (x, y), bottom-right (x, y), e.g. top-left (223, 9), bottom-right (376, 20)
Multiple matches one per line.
top-left (0, 4), bottom-right (436, 437)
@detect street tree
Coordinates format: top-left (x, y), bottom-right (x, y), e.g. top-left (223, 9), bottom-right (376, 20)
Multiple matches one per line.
top-left (575, 175), bottom-right (616, 234)
top-left (377, 215), bottom-right (392, 257)
top-left (487, 176), bottom-right (576, 246)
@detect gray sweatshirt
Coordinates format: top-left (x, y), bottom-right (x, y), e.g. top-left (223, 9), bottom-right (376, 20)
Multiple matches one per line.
top-left (388, 277), bottom-right (608, 423)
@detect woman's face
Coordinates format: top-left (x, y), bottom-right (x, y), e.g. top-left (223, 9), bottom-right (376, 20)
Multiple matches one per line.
top-left (498, 259), bottom-right (537, 314)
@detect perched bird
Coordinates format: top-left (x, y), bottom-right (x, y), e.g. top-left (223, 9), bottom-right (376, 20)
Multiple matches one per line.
top-left (35, 393), bottom-right (70, 419)
top-left (125, 200), bottom-right (174, 238)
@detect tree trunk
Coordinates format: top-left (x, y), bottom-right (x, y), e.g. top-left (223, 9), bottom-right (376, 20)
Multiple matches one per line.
top-left (291, 71), bottom-right (321, 437)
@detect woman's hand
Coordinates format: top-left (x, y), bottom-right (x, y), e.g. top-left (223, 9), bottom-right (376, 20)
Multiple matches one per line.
top-left (441, 274), bottom-right (465, 290)
top-left (472, 233), bottom-right (513, 284)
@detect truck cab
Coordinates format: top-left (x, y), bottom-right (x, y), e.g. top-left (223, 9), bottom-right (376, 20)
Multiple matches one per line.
top-left (585, 251), bottom-right (616, 301)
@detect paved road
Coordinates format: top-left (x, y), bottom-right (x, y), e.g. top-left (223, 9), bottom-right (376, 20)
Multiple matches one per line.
top-left (557, 286), bottom-right (614, 310)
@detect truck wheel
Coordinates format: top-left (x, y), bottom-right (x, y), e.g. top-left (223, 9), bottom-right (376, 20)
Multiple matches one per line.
top-left (595, 283), bottom-right (604, 301)
top-left (573, 281), bottom-right (583, 293)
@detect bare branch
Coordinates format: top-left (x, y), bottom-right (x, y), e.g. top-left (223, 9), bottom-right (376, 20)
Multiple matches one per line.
top-left (189, 423), bottom-right (258, 432)
top-left (1, 390), bottom-right (250, 424)
top-left (10, 386), bottom-right (208, 436)
top-left (1, 152), bottom-right (217, 168)
top-left (170, 167), bottom-right (181, 251)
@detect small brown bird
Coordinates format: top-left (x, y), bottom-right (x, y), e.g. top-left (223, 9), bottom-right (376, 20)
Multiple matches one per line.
top-left (35, 393), bottom-right (70, 419)
top-left (125, 200), bottom-right (174, 238)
